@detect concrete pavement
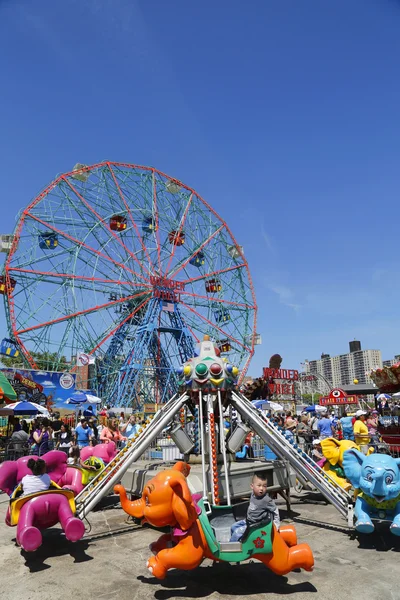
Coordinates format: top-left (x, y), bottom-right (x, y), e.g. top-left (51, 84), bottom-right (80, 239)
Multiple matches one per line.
top-left (0, 490), bottom-right (398, 600)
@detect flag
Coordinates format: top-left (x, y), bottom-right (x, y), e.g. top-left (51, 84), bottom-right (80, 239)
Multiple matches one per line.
top-left (77, 352), bottom-right (95, 366)
top-left (161, 301), bottom-right (174, 312)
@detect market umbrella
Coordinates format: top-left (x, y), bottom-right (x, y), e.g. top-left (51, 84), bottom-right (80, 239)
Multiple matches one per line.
top-left (6, 401), bottom-right (50, 416)
top-left (66, 391), bottom-right (102, 405)
top-left (0, 372), bottom-right (17, 402)
top-left (392, 392), bottom-right (400, 399)
top-left (252, 399), bottom-right (283, 411)
top-left (66, 391), bottom-right (88, 405)
top-left (84, 393), bottom-right (101, 405)
top-left (376, 393), bottom-right (391, 401)
top-left (0, 407), bottom-right (13, 416)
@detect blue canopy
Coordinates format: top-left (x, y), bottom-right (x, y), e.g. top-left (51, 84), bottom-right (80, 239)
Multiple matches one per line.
top-left (252, 399), bottom-right (269, 409)
top-left (66, 391), bottom-right (88, 405)
top-left (8, 401), bottom-right (42, 415)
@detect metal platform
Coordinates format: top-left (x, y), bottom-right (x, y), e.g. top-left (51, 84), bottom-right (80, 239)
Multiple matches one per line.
top-left (120, 458), bottom-right (293, 508)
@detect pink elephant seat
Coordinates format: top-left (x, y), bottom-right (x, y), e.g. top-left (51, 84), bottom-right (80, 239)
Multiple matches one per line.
top-left (0, 451), bottom-right (84, 552)
top-left (0, 451), bottom-right (68, 496)
top-left (80, 441), bottom-right (117, 463)
top-left (59, 457), bottom-right (104, 495)
top-left (58, 444), bottom-right (116, 495)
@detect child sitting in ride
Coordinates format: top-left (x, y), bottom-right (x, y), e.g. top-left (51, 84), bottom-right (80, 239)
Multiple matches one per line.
top-left (21, 458), bottom-right (50, 497)
top-left (67, 446), bottom-right (98, 471)
top-left (230, 471), bottom-right (280, 541)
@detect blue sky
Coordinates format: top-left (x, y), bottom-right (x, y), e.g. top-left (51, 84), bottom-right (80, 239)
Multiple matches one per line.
top-left (1, 0), bottom-right (400, 377)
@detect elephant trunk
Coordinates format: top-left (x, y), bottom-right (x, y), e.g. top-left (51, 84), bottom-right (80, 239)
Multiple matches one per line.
top-left (371, 477), bottom-right (387, 499)
top-left (114, 484), bottom-right (145, 517)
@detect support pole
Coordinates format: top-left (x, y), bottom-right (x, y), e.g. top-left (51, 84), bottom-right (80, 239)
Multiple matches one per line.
top-left (198, 390), bottom-right (208, 502)
top-left (218, 390), bottom-right (231, 506)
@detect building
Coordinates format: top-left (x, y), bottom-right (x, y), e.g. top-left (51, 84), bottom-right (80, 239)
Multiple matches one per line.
top-left (383, 355), bottom-right (400, 368)
top-left (304, 341), bottom-right (382, 388)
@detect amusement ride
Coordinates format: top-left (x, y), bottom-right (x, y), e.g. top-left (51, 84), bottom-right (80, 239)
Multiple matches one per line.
top-left (1, 162), bottom-right (400, 580)
top-left (0, 162), bottom-right (257, 411)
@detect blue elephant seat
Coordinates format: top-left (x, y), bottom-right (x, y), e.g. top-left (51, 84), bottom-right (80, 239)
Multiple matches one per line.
top-left (343, 449), bottom-right (400, 535)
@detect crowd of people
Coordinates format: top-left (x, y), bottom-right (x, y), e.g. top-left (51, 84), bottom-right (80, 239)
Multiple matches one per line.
top-left (265, 407), bottom-right (380, 455)
top-left (7, 407), bottom-right (146, 464)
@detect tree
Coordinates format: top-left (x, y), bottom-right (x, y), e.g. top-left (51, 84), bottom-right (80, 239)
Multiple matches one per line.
top-left (301, 393), bottom-right (323, 404)
top-left (1, 351), bottom-right (69, 372)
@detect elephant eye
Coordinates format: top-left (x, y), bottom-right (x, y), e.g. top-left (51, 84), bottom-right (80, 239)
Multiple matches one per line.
top-left (366, 473), bottom-right (373, 482)
top-left (386, 475), bottom-right (393, 484)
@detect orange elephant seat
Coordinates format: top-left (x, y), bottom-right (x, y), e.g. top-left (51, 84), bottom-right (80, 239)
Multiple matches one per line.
top-left (114, 462), bottom-right (314, 579)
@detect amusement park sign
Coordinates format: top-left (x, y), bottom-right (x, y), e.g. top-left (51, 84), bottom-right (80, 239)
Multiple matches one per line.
top-left (268, 383), bottom-right (295, 395)
top-left (150, 276), bottom-right (185, 302)
top-left (263, 368), bottom-right (299, 381)
top-left (262, 368), bottom-right (299, 396)
top-left (319, 388), bottom-right (358, 406)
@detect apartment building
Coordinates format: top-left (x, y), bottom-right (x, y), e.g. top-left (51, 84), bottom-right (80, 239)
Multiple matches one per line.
top-left (304, 341), bottom-right (382, 387)
top-left (383, 355), bottom-right (400, 368)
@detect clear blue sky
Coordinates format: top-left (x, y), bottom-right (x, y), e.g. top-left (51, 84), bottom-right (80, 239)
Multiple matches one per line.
top-left (1, 0), bottom-right (400, 377)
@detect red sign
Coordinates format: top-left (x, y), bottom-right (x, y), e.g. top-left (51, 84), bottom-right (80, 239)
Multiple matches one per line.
top-left (268, 383), bottom-right (294, 395)
top-left (150, 276), bottom-right (185, 302)
top-left (300, 375), bottom-right (316, 382)
top-left (263, 368), bottom-right (298, 381)
top-left (320, 388), bottom-right (358, 406)
top-left (14, 373), bottom-right (43, 392)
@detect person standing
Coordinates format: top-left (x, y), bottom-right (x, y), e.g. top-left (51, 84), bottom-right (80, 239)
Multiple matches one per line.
top-left (32, 418), bottom-right (53, 455)
top-left (74, 418), bottom-right (94, 449)
top-left (120, 415), bottom-right (138, 440)
top-left (296, 416), bottom-right (311, 450)
top-left (317, 410), bottom-right (335, 440)
top-left (366, 410), bottom-right (379, 443)
top-left (284, 411), bottom-right (297, 440)
top-left (339, 411), bottom-right (355, 441)
top-left (353, 410), bottom-right (370, 454)
top-left (100, 418), bottom-right (127, 445)
top-left (57, 423), bottom-right (73, 454)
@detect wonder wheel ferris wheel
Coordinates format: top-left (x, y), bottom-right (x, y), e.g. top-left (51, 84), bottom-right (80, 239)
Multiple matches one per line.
top-left (1, 162), bottom-right (258, 409)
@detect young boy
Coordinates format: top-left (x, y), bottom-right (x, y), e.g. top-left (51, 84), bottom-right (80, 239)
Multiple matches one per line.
top-left (230, 471), bottom-right (280, 542)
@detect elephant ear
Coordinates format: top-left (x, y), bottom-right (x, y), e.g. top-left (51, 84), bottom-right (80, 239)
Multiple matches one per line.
top-left (320, 438), bottom-right (341, 465)
top-left (343, 449), bottom-right (365, 488)
top-left (169, 474), bottom-right (197, 531)
top-left (0, 461), bottom-right (19, 496)
top-left (173, 461), bottom-right (191, 478)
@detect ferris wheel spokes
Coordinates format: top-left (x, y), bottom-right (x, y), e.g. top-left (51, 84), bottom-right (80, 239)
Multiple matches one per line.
top-left (15, 291), bottom-right (150, 336)
top-left (107, 163), bottom-right (154, 270)
top-left (25, 212), bottom-right (149, 284)
top-left (162, 192), bottom-right (194, 278)
top-left (62, 176), bottom-right (153, 281)
top-left (179, 300), bottom-right (250, 353)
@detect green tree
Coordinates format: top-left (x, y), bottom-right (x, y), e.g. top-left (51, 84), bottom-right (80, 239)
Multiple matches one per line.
top-left (1, 351), bottom-right (69, 371)
top-left (301, 393), bottom-right (323, 404)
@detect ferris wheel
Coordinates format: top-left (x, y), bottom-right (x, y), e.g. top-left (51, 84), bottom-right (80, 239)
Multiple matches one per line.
top-left (1, 162), bottom-right (258, 408)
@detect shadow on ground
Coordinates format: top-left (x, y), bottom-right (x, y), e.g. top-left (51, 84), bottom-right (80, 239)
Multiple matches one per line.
top-left (18, 530), bottom-right (93, 573)
top-left (138, 561), bottom-right (317, 599)
top-left (352, 529), bottom-right (400, 552)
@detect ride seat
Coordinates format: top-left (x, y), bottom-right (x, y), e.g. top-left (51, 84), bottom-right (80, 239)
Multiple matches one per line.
top-left (240, 514), bottom-right (272, 543)
top-left (209, 513), bottom-right (236, 543)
